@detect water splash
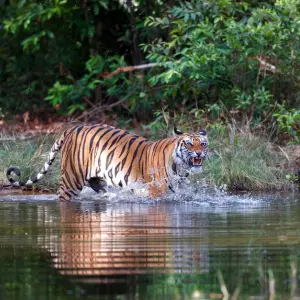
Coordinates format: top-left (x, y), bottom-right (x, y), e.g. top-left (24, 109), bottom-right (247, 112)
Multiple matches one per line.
top-left (0, 180), bottom-right (294, 211)
top-left (79, 178), bottom-right (278, 211)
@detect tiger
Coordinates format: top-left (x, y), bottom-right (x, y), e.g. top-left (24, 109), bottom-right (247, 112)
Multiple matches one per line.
top-left (6, 124), bottom-right (208, 201)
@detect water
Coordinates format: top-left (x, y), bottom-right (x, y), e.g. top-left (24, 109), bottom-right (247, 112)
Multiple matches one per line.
top-left (0, 192), bottom-right (299, 299)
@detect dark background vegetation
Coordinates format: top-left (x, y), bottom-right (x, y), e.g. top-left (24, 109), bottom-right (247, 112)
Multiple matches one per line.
top-left (0, 0), bottom-right (299, 143)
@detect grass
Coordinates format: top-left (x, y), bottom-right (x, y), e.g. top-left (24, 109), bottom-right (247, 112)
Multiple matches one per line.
top-left (200, 127), bottom-right (288, 191)
top-left (0, 126), bottom-right (292, 193)
top-left (0, 134), bottom-right (60, 191)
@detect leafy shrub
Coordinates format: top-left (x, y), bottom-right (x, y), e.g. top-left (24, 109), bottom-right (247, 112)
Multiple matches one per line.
top-left (1, 0), bottom-right (300, 143)
top-left (142, 0), bottom-right (300, 130)
top-left (273, 104), bottom-right (300, 144)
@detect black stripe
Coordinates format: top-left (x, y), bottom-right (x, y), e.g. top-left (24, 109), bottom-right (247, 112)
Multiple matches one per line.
top-left (121, 137), bottom-right (139, 170)
top-left (59, 188), bottom-right (72, 198)
top-left (63, 172), bottom-right (77, 192)
top-left (115, 162), bottom-right (120, 177)
top-left (62, 128), bottom-right (80, 168)
top-left (108, 131), bottom-right (129, 150)
top-left (151, 140), bottom-right (161, 170)
top-left (124, 140), bottom-right (146, 185)
top-left (138, 142), bottom-right (150, 169)
top-left (108, 169), bottom-right (116, 186)
top-left (71, 127), bottom-right (86, 186)
top-left (139, 142), bottom-right (150, 179)
top-left (118, 141), bottom-right (129, 158)
top-left (95, 128), bottom-right (114, 147)
top-left (172, 162), bottom-right (177, 174)
top-left (86, 147), bottom-right (95, 180)
top-left (77, 127), bottom-right (92, 183)
top-left (64, 190), bottom-right (72, 198)
top-left (161, 140), bottom-right (173, 179)
top-left (103, 129), bottom-right (121, 148)
top-left (64, 126), bottom-right (80, 142)
top-left (93, 128), bottom-right (115, 169)
top-left (39, 168), bottom-right (46, 175)
top-left (142, 144), bottom-right (150, 179)
top-left (100, 130), bottom-right (121, 156)
top-left (68, 189), bottom-right (78, 196)
top-left (89, 127), bottom-right (106, 149)
top-left (81, 125), bottom-right (99, 170)
top-left (106, 149), bottom-right (115, 169)
top-left (61, 176), bottom-right (76, 194)
top-left (64, 168), bottom-right (81, 192)
top-left (168, 185), bottom-right (175, 193)
top-left (8, 178), bottom-right (15, 184)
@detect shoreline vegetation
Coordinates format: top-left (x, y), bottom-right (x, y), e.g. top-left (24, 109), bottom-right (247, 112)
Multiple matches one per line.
top-left (0, 122), bottom-right (299, 195)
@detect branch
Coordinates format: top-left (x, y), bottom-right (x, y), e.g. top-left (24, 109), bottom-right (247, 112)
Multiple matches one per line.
top-left (248, 56), bottom-right (277, 74)
top-left (257, 56), bottom-right (277, 74)
top-left (217, 270), bottom-right (229, 300)
top-left (74, 88), bottom-right (137, 122)
top-left (99, 61), bottom-right (179, 79)
top-left (99, 56), bottom-right (278, 80)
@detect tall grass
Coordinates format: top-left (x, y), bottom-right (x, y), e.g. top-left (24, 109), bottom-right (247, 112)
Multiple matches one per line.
top-left (201, 127), bottom-right (288, 191)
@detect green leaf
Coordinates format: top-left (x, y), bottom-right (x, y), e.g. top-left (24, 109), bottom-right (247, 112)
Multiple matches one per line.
top-left (93, 4), bottom-right (99, 16)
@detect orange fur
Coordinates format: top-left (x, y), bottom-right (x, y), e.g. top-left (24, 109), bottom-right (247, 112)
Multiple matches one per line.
top-left (7, 124), bottom-right (208, 201)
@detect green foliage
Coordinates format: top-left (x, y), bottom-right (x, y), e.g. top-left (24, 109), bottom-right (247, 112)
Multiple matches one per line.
top-left (274, 104), bottom-right (300, 143)
top-left (0, 0), bottom-right (165, 118)
top-left (0, 0), bottom-right (299, 143)
top-left (142, 0), bottom-right (300, 138)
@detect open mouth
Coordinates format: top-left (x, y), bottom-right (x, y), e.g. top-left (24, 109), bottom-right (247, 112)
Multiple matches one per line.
top-left (191, 157), bottom-right (202, 166)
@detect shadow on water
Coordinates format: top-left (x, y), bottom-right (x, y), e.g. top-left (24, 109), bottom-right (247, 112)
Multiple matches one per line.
top-left (0, 189), bottom-right (300, 299)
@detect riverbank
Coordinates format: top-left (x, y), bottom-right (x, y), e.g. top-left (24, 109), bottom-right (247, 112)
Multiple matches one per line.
top-left (0, 126), bottom-right (298, 193)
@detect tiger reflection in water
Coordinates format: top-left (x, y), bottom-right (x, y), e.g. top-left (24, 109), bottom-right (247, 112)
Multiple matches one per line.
top-left (49, 202), bottom-right (172, 278)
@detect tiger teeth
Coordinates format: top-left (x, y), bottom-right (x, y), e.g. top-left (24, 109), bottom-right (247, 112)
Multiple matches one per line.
top-left (192, 158), bottom-right (202, 166)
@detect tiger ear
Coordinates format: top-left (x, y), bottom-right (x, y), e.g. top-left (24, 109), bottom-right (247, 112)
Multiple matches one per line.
top-left (199, 129), bottom-right (207, 136)
top-left (174, 127), bottom-right (183, 135)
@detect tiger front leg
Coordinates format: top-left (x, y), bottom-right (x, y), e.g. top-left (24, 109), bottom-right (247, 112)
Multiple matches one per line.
top-left (148, 181), bottom-right (168, 198)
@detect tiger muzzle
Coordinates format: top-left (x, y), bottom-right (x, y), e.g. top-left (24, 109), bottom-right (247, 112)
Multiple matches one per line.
top-left (191, 157), bottom-right (202, 166)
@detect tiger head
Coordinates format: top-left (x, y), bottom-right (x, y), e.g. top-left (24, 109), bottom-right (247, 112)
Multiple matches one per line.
top-left (173, 127), bottom-right (209, 174)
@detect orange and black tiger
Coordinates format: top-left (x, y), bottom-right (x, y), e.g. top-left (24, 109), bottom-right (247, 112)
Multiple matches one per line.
top-left (6, 124), bottom-right (208, 201)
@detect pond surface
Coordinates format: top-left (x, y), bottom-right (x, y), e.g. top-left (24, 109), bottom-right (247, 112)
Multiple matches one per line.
top-left (0, 192), bottom-right (300, 299)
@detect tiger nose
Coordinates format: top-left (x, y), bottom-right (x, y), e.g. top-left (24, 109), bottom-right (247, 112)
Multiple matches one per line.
top-left (196, 151), bottom-right (202, 157)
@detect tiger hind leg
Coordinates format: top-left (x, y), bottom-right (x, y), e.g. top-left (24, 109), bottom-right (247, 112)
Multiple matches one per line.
top-left (58, 179), bottom-right (83, 201)
top-left (88, 177), bottom-right (107, 194)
